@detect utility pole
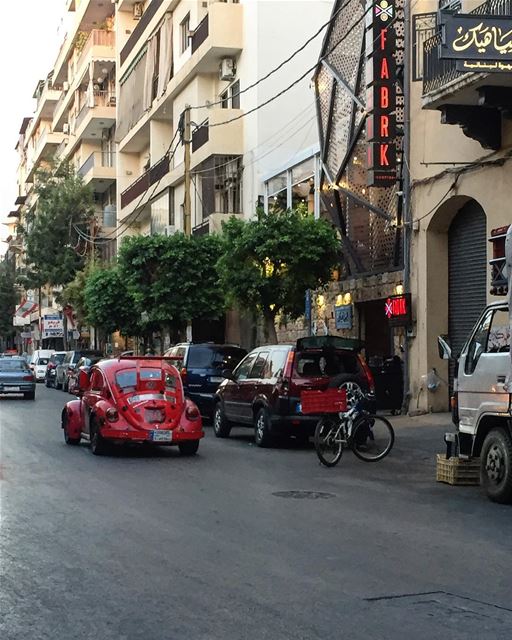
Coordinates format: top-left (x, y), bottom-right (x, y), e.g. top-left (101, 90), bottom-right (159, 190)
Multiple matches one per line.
top-left (183, 106), bottom-right (192, 236)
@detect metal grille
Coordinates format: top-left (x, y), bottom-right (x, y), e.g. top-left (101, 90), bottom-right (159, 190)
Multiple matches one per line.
top-left (315, 0), bottom-right (403, 276)
top-left (448, 201), bottom-right (487, 389)
top-left (412, 13), bottom-right (437, 81)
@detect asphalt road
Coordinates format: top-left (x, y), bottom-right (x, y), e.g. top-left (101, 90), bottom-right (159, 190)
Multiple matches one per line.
top-left (1, 385), bottom-right (511, 640)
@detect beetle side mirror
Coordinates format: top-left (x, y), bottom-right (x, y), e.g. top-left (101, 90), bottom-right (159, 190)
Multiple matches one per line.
top-left (222, 369), bottom-right (237, 383)
top-left (78, 369), bottom-right (90, 395)
top-left (438, 335), bottom-right (452, 360)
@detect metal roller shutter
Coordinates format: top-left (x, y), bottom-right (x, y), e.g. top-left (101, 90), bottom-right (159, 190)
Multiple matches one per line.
top-left (448, 200), bottom-right (487, 389)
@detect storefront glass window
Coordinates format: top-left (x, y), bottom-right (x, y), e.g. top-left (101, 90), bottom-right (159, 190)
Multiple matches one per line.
top-left (265, 155), bottom-right (319, 215)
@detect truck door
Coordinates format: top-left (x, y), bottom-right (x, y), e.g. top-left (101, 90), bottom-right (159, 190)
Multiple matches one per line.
top-left (457, 305), bottom-right (510, 432)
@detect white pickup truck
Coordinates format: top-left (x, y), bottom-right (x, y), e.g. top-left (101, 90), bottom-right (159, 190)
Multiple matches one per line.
top-left (439, 300), bottom-right (512, 503)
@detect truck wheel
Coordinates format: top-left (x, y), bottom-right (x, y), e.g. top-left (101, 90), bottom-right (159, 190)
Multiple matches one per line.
top-left (480, 428), bottom-right (512, 504)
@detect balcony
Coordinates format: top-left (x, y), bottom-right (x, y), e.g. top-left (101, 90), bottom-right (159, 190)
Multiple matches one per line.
top-left (120, 153), bottom-right (170, 209)
top-left (192, 212), bottom-right (242, 236)
top-left (422, 0), bottom-right (512, 149)
top-left (186, 2), bottom-right (243, 75)
top-left (53, 30), bottom-right (115, 131)
top-left (189, 109), bottom-right (244, 170)
top-left (78, 152), bottom-right (116, 192)
top-left (120, 0), bottom-right (164, 66)
top-left (26, 128), bottom-right (65, 181)
top-left (71, 90), bottom-right (116, 140)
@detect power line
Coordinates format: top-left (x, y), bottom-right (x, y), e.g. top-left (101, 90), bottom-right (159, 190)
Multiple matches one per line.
top-left (188, 0), bottom-right (355, 111)
top-left (203, 3), bottom-right (372, 130)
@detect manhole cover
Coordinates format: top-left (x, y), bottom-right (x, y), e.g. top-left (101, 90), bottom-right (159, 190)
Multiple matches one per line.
top-left (272, 490), bottom-right (336, 500)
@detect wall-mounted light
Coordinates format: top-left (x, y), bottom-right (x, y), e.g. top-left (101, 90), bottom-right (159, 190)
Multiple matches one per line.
top-left (395, 283), bottom-right (404, 296)
top-left (317, 294), bottom-right (325, 308)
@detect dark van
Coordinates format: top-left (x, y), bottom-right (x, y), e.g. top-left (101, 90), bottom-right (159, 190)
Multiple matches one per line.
top-left (164, 343), bottom-right (247, 418)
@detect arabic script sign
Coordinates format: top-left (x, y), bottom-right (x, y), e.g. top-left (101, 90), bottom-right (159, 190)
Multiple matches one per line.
top-left (441, 13), bottom-right (512, 62)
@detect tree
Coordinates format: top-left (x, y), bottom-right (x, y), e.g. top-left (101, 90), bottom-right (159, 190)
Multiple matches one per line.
top-left (0, 259), bottom-right (17, 348)
top-left (83, 264), bottom-right (140, 337)
top-left (217, 208), bottom-right (340, 342)
top-left (19, 161), bottom-right (95, 288)
top-left (118, 233), bottom-right (225, 340)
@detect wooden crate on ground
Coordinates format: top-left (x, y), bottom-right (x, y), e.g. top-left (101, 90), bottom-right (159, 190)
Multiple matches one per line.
top-left (436, 454), bottom-right (480, 486)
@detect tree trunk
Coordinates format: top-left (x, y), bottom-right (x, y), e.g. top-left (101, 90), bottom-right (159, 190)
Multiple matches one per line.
top-left (263, 311), bottom-right (278, 344)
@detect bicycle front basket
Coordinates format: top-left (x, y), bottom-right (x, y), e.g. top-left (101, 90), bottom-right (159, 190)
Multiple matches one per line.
top-left (300, 389), bottom-right (347, 414)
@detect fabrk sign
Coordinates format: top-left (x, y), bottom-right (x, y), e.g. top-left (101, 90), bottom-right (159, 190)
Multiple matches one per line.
top-left (366, 0), bottom-right (399, 187)
top-left (440, 13), bottom-right (512, 64)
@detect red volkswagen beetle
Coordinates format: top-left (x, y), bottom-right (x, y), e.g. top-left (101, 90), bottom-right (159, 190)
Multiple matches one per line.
top-left (61, 357), bottom-right (204, 456)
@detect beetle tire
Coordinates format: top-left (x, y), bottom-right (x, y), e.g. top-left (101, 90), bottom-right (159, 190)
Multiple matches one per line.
top-left (178, 440), bottom-right (199, 456)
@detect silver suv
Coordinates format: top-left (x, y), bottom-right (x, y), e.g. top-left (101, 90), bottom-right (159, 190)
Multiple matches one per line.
top-left (440, 301), bottom-right (512, 503)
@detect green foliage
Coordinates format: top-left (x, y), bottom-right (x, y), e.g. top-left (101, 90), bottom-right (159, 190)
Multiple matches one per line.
top-left (217, 209), bottom-right (340, 336)
top-left (0, 259), bottom-right (17, 343)
top-left (83, 264), bottom-right (140, 336)
top-left (118, 233), bottom-right (225, 332)
top-left (22, 162), bottom-right (95, 288)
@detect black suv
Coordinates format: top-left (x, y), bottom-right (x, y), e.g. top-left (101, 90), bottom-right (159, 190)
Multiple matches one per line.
top-left (213, 336), bottom-right (376, 447)
top-left (164, 343), bottom-right (247, 417)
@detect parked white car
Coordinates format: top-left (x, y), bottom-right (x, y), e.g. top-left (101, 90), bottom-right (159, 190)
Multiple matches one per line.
top-left (30, 349), bottom-right (55, 382)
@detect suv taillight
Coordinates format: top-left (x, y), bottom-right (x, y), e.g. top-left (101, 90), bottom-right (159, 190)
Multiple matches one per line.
top-left (180, 367), bottom-right (187, 383)
top-left (358, 355), bottom-right (375, 394)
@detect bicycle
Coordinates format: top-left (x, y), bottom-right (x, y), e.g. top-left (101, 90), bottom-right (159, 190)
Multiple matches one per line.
top-left (301, 388), bottom-right (394, 467)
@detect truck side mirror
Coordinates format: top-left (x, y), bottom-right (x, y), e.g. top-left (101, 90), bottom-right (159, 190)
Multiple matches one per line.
top-left (438, 335), bottom-right (452, 360)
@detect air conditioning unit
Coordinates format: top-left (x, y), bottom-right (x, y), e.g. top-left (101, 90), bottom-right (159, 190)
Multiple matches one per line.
top-left (133, 2), bottom-right (144, 19)
top-left (63, 81), bottom-right (69, 91)
top-left (163, 225), bottom-right (176, 236)
top-left (63, 123), bottom-right (70, 134)
top-left (219, 58), bottom-right (236, 81)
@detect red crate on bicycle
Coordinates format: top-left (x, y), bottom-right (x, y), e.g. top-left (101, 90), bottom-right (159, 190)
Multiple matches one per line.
top-left (300, 388), bottom-right (347, 414)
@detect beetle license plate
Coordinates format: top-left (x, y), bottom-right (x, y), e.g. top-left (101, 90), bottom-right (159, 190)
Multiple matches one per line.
top-left (150, 430), bottom-right (173, 442)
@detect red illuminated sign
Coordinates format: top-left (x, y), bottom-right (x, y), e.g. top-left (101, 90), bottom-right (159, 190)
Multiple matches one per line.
top-left (384, 294), bottom-right (411, 326)
top-left (366, 0), bottom-right (398, 187)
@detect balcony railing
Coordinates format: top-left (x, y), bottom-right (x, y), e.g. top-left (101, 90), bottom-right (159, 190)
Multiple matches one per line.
top-left (76, 29), bottom-right (115, 74)
top-left (120, 152), bottom-right (170, 209)
top-left (74, 91), bottom-right (116, 131)
top-left (192, 14), bottom-right (209, 54)
top-left (423, 0), bottom-right (512, 95)
top-left (78, 151), bottom-right (116, 177)
top-left (192, 121), bottom-right (209, 152)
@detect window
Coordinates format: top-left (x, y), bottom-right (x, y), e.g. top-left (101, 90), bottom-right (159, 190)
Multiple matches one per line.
top-left (465, 310), bottom-right (493, 375)
top-left (220, 90), bottom-right (229, 109)
top-left (412, 13), bottom-right (437, 82)
top-left (150, 189), bottom-right (174, 234)
top-left (234, 353), bottom-right (257, 381)
top-left (230, 80), bottom-right (240, 109)
top-left (197, 155), bottom-right (242, 220)
top-left (263, 350), bottom-right (288, 380)
top-left (265, 155), bottom-right (319, 215)
top-left (90, 370), bottom-right (104, 393)
top-left (249, 352), bottom-right (269, 379)
top-left (180, 14), bottom-right (190, 53)
top-left (487, 308), bottom-right (510, 353)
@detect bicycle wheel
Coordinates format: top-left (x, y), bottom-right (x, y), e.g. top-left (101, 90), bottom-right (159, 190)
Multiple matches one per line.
top-left (314, 416), bottom-right (344, 467)
top-left (351, 414), bottom-right (394, 462)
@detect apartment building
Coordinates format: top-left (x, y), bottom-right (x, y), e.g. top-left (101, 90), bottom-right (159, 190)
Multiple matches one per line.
top-left (51, 0), bottom-right (118, 259)
top-left (115, 0), bottom-right (332, 239)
